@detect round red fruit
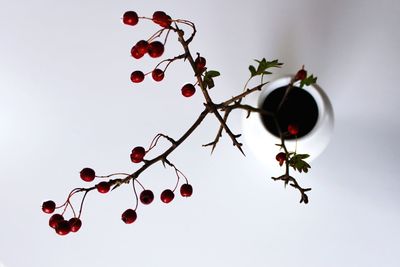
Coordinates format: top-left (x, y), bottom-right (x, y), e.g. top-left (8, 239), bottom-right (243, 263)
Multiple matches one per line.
top-left (55, 220), bottom-right (71, 236)
top-left (195, 56), bottom-right (206, 72)
top-left (152, 11), bottom-right (171, 28)
top-left (68, 218), bottom-right (82, 232)
top-left (180, 184), bottom-right (193, 197)
top-left (140, 190), bottom-right (154, 205)
top-left (181, 83), bottom-right (196, 97)
top-left (135, 40), bottom-right (148, 55)
top-left (42, 200), bottom-right (56, 214)
top-left (295, 69), bottom-right (307, 81)
top-left (152, 69), bottom-right (164, 82)
top-left (288, 124), bottom-right (299, 135)
top-left (130, 146), bottom-right (146, 163)
top-left (123, 11), bottom-right (139, 26)
top-left (160, 189), bottom-right (174, 203)
top-left (49, 214), bottom-right (64, 229)
top-left (80, 167), bottom-right (95, 182)
top-left (131, 71), bottom-right (145, 83)
top-left (96, 181), bottom-right (110, 194)
top-left (275, 152), bottom-right (286, 166)
top-left (131, 46), bottom-right (144, 59)
top-left (147, 41), bottom-right (164, 58)
top-left (121, 209), bottom-right (137, 224)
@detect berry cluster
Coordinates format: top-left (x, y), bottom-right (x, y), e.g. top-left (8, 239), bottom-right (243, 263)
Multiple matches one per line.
top-left (42, 201), bottom-right (82, 235)
top-left (43, 10), bottom-right (319, 235)
top-left (43, 133), bottom-right (194, 235)
top-left (124, 11), bottom-right (203, 98)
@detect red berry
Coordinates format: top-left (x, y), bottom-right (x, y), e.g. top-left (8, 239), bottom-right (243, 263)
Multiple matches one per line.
top-left (295, 69), bottom-right (307, 81)
top-left (147, 41), bottom-right (164, 58)
top-left (80, 167), bottom-right (96, 182)
top-left (140, 190), bottom-right (154, 205)
top-left (96, 181), bottom-right (110, 194)
top-left (55, 220), bottom-right (71, 236)
top-left (195, 56), bottom-right (206, 72)
top-left (130, 146), bottom-right (146, 163)
top-left (152, 11), bottom-right (171, 28)
top-left (288, 124), bottom-right (299, 135)
top-left (49, 214), bottom-right (64, 229)
top-left (180, 184), bottom-right (193, 197)
top-left (130, 71), bottom-right (145, 83)
top-left (275, 152), bottom-right (286, 166)
top-left (121, 209), bottom-right (137, 224)
top-left (42, 200), bottom-right (56, 214)
top-left (131, 46), bottom-right (144, 59)
top-left (181, 83), bottom-right (196, 97)
top-left (123, 11), bottom-right (139, 26)
top-left (152, 69), bottom-right (164, 82)
top-left (135, 40), bottom-right (148, 55)
top-left (68, 218), bottom-right (82, 233)
top-left (160, 189), bottom-right (174, 203)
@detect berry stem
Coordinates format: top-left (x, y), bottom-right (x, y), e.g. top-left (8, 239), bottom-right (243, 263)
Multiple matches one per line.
top-left (132, 180), bottom-right (139, 210)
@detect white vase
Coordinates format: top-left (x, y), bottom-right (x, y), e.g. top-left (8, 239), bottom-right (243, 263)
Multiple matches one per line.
top-left (242, 76), bottom-right (334, 169)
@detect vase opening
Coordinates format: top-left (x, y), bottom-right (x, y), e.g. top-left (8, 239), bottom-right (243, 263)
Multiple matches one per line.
top-left (260, 86), bottom-right (319, 140)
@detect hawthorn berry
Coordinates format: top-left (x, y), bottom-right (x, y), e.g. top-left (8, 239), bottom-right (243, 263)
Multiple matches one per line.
top-left (121, 209), bottom-right (137, 224)
top-left (181, 83), bottom-right (196, 97)
top-left (140, 189), bottom-right (154, 205)
top-left (55, 220), bottom-right (71, 236)
top-left (68, 218), bottom-right (82, 233)
top-left (152, 68), bottom-right (164, 82)
top-left (195, 56), bottom-right (206, 72)
top-left (147, 41), bottom-right (164, 58)
top-left (160, 189), bottom-right (174, 203)
top-left (295, 69), bottom-right (307, 81)
top-left (42, 200), bottom-right (56, 214)
top-left (130, 71), bottom-right (145, 83)
top-left (96, 181), bottom-right (111, 194)
top-left (130, 146), bottom-right (146, 163)
top-left (288, 124), bottom-right (299, 136)
top-left (135, 40), bottom-right (149, 55)
top-left (122, 11), bottom-right (139, 26)
top-left (152, 11), bottom-right (171, 28)
top-left (180, 184), bottom-right (193, 197)
top-left (49, 214), bottom-right (64, 229)
top-left (276, 152), bottom-right (286, 166)
top-left (131, 46), bottom-right (144, 59)
top-left (80, 167), bottom-right (96, 182)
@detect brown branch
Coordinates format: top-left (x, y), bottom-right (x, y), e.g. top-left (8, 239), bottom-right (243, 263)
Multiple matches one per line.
top-left (271, 175), bottom-right (311, 204)
top-left (174, 25), bottom-right (245, 155)
top-left (219, 82), bottom-right (268, 107)
top-left (120, 107), bottom-right (210, 185)
top-left (276, 78), bottom-right (295, 112)
top-left (202, 108), bottom-right (233, 153)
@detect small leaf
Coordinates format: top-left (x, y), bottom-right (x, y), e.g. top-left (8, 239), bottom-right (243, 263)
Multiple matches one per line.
top-left (300, 74), bottom-right (318, 88)
top-left (249, 65), bottom-right (256, 77)
top-left (298, 154), bottom-right (310, 159)
top-left (205, 77), bottom-right (215, 89)
top-left (250, 59), bottom-right (283, 78)
top-left (206, 70), bottom-right (220, 78)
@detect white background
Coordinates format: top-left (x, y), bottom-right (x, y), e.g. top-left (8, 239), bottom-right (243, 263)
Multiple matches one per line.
top-left (1, 0), bottom-right (399, 266)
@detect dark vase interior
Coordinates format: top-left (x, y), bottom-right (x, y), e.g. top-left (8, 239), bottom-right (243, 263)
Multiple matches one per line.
top-left (260, 86), bottom-right (319, 140)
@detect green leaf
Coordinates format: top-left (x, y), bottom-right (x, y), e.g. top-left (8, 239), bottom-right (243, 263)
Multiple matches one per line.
top-left (249, 65), bottom-right (256, 77)
top-left (249, 58), bottom-right (283, 78)
top-left (206, 70), bottom-right (220, 78)
top-left (288, 153), bottom-right (311, 173)
top-left (205, 77), bottom-right (215, 89)
top-left (300, 74), bottom-right (317, 88)
top-left (203, 70), bottom-right (220, 90)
